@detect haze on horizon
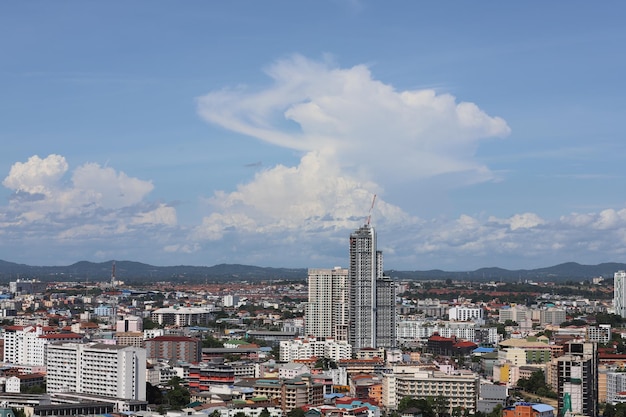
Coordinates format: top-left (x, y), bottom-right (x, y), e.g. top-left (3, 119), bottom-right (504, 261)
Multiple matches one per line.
top-left (1, 2), bottom-right (625, 271)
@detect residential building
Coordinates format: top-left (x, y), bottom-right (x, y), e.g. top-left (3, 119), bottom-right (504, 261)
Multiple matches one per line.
top-left (615, 271), bottom-right (626, 318)
top-left (279, 337), bottom-right (352, 362)
top-left (3, 325), bottom-right (83, 366)
top-left (151, 306), bottom-right (215, 326)
top-left (382, 366), bottom-right (479, 413)
top-left (396, 320), bottom-right (499, 344)
top-left (46, 342), bottom-right (146, 401)
top-left (252, 376), bottom-right (324, 412)
top-left (306, 267), bottom-right (349, 340)
top-left (449, 306), bottom-right (483, 322)
top-left (499, 305), bottom-right (528, 324)
top-left (348, 224), bottom-right (396, 349)
top-left (144, 335), bottom-right (202, 363)
top-left (539, 308), bottom-right (567, 326)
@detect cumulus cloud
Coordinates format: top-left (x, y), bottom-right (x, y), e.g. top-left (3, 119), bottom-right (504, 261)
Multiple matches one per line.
top-left (195, 55), bottom-right (510, 244)
top-left (198, 55), bottom-right (510, 185)
top-left (0, 154), bottom-right (176, 246)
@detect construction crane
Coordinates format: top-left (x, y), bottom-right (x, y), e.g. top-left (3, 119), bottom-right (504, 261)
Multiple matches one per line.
top-left (366, 194), bottom-right (377, 225)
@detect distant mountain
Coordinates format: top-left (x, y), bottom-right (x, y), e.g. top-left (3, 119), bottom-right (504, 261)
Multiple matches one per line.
top-left (0, 260), bottom-right (624, 283)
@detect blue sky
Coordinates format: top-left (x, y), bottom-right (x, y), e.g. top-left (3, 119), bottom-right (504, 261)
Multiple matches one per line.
top-left (1, 1), bottom-right (625, 270)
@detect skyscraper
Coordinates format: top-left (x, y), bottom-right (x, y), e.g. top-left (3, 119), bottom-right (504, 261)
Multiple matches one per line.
top-left (305, 267), bottom-right (349, 340)
top-left (348, 224), bottom-right (396, 349)
top-left (614, 270), bottom-right (626, 318)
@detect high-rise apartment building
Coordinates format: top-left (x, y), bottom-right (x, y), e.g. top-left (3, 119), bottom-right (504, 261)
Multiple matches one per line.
top-left (348, 224), bottom-right (396, 349)
top-left (557, 341), bottom-right (598, 417)
top-left (614, 271), bottom-right (626, 318)
top-left (46, 342), bottom-right (146, 401)
top-left (305, 267), bottom-right (349, 340)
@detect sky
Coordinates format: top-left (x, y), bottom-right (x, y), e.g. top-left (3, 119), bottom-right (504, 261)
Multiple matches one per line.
top-left (1, 2), bottom-right (625, 271)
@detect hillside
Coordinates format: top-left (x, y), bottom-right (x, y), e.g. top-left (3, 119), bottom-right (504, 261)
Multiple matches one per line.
top-left (0, 260), bottom-right (624, 283)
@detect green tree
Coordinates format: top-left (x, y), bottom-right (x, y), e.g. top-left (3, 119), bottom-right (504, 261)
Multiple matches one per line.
top-left (260, 408), bottom-right (271, 417)
top-left (165, 377), bottom-right (190, 410)
top-left (287, 408), bottom-right (306, 417)
top-left (488, 404), bottom-right (503, 417)
top-left (604, 403), bottom-right (616, 417)
top-left (146, 382), bottom-right (163, 404)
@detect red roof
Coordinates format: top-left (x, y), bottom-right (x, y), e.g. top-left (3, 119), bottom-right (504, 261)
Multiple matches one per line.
top-left (39, 332), bottom-right (83, 339)
top-left (454, 341), bottom-right (478, 348)
top-left (149, 335), bottom-right (199, 342)
top-left (429, 335), bottom-right (454, 342)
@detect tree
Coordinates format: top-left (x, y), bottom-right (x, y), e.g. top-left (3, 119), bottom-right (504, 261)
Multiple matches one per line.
top-left (287, 408), bottom-right (306, 417)
top-left (143, 317), bottom-right (160, 330)
top-left (488, 404), bottom-right (503, 417)
top-left (434, 395), bottom-right (450, 417)
top-left (146, 382), bottom-right (163, 404)
top-left (260, 408), bottom-right (271, 417)
top-left (165, 377), bottom-right (190, 410)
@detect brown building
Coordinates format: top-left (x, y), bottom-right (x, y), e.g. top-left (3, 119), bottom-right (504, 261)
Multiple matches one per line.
top-left (144, 335), bottom-right (202, 363)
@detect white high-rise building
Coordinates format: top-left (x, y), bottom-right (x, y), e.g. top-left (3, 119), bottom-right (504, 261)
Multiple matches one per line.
top-left (46, 342), bottom-right (146, 401)
top-left (305, 267), bottom-right (349, 340)
top-left (614, 271), bottom-right (626, 318)
top-left (349, 224), bottom-right (396, 349)
top-left (3, 325), bottom-right (83, 366)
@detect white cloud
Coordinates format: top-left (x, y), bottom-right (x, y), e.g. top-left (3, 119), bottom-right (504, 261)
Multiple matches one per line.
top-left (1, 154), bottom-right (176, 241)
top-left (198, 55), bottom-right (510, 187)
top-left (196, 55), bottom-right (510, 242)
top-left (2, 154), bottom-right (68, 196)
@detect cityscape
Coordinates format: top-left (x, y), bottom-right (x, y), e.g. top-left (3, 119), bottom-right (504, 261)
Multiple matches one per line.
top-left (0, 222), bottom-right (622, 417)
top-left (2, 2), bottom-right (626, 417)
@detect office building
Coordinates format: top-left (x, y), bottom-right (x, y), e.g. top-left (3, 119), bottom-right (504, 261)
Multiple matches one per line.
top-left (348, 224), bottom-right (396, 349)
top-left (46, 342), bottom-right (146, 401)
top-left (305, 267), bottom-right (349, 340)
top-left (557, 341), bottom-right (598, 417)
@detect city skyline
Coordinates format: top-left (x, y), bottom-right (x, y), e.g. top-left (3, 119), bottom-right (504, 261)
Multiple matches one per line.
top-left (1, 3), bottom-right (626, 270)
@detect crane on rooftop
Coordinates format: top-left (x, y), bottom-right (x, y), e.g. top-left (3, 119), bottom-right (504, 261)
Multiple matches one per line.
top-left (366, 194), bottom-right (377, 226)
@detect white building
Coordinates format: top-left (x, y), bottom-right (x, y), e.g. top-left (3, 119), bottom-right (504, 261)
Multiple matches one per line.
top-left (606, 371), bottom-right (626, 404)
top-left (540, 307), bottom-right (567, 326)
top-left (382, 366), bottom-right (479, 413)
top-left (615, 271), bottom-right (626, 318)
top-left (587, 324), bottom-right (611, 344)
top-left (279, 363), bottom-right (311, 379)
top-left (46, 342), bottom-right (146, 401)
top-left (279, 337), bottom-right (352, 362)
top-left (448, 306), bottom-right (483, 322)
top-left (306, 267), bottom-right (350, 340)
top-left (151, 306), bottom-right (215, 326)
top-left (116, 316), bottom-right (143, 333)
top-left (396, 320), bottom-right (499, 344)
top-left (3, 325), bottom-right (83, 366)
top-left (498, 305), bottom-right (528, 324)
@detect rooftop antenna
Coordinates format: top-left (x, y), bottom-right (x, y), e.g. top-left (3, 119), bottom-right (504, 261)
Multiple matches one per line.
top-left (366, 194), bottom-right (377, 225)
